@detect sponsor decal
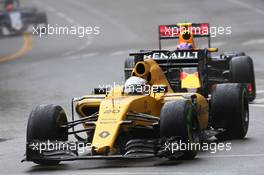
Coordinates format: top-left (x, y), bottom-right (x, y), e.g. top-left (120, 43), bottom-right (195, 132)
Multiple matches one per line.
top-left (99, 131), bottom-right (110, 138)
top-left (144, 51), bottom-right (199, 60)
top-left (103, 109), bottom-right (120, 114)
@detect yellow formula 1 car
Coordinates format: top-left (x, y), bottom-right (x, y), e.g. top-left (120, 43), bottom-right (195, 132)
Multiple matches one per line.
top-left (23, 47), bottom-right (249, 166)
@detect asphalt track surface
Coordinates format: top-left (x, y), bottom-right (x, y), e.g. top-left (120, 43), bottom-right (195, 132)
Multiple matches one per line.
top-left (0, 0), bottom-right (264, 174)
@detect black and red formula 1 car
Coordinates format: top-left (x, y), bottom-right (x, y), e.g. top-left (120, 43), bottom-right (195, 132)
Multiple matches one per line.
top-left (124, 23), bottom-right (256, 101)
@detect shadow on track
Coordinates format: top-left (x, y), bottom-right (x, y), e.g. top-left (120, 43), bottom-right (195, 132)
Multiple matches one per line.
top-left (25, 157), bottom-right (204, 173)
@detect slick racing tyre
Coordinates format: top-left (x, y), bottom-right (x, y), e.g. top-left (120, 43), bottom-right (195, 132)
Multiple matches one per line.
top-left (211, 83), bottom-right (249, 140)
top-left (229, 56), bottom-right (256, 101)
top-left (160, 99), bottom-right (200, 160)
top-left (26, 104), bottom-right (68, 165)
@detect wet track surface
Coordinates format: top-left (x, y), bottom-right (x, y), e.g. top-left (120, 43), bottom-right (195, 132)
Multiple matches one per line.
top-left (0, 0), bottom-right (264, 174)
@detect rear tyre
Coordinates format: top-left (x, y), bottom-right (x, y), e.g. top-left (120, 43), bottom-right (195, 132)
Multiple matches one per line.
top-left (211, 83), bottom-right (249, 140)
top-left (229, 56), bottom-right (256, 101)
top-left (160, 100), bottom-right (200, 160)
top-left (26, 104), bottom-right (68, 165)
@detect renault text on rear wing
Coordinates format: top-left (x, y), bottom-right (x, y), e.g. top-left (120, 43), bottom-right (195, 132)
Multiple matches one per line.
top-left (130, 50), bottom-right (207, 68)
top-left (143, 50), bottom-right (199, 60)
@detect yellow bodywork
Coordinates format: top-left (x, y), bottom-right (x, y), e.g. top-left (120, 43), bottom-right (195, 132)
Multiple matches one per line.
top-left (75, 58), bottom-right (209, 155)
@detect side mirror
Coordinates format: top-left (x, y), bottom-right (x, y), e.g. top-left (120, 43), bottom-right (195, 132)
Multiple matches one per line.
top-left (208, 48), bottom-right (218, 52)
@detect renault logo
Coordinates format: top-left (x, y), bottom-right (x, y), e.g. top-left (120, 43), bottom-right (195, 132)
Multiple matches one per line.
top-left (99, 131), bottom-right (110, 138)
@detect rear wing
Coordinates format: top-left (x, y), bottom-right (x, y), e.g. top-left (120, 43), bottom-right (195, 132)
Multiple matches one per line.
top-left (158, 23), bottom-right (211, 49)
top-left (129, 49), bottom-right (208, 68)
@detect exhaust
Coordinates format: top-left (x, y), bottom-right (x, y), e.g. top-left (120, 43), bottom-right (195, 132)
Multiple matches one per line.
top-left (133, 61), bottom-right (150, 77)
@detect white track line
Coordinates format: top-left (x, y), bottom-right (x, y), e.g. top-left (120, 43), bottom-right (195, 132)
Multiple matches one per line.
top-left (38, 0), bottom-right (95, 58)
top-left (251, 90), bottom-right (264, 106)
top-left (56, 12), bottom-right (66, 18)
top-left (65, 52), bottom-right (98, 60)
top-left (64, 0), bottom-right (141, 41)
top-left (75, 173), bottom-right (200, 175)
top-left (54, 11), bottom-right (80, 26)
top-left (65, 17), bottom-right (75, 24)
top-left (81, 52), bottom-right (99, 58)
top-left (110, 50), bottom-right (127, 56)
top-left (40, 0), bottom-right (80, 27)
top-left (253, 98), bottom-right (264, 104)
top-left (39, 0), bottom-right (83, 27)
top-left (46, 6), bottom-right (55, 12)
top-left (242, 38), bottom-right (264, 46)
top-left (199, 153), bottom-right (264, 158)
top-left (227, 0), bottom-right (264, 16)
top-left (257, 90), bottom-right (264, 94)
top-left (250, 104), bottom-right (264, 108)
top-left (63, 40), bottom-right (93, 57)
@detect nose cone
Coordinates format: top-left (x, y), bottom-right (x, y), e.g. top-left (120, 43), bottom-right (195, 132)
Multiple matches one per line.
top-left (91, 98), bottom-right (129, 155)
top-left (92, 123), bottom-right (120, 155)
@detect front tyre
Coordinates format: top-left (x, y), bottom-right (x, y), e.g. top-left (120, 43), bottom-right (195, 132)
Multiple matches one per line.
top-left (26, 104), bottom-right (68, 165)
top-left (160, 100), bottom-right (200, 160)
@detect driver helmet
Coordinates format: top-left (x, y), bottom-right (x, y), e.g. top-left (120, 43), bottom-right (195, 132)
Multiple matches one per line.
top-left (124, 76), bottom-right (149, 95)
top-left (176, 42), bottom-right (193, 50)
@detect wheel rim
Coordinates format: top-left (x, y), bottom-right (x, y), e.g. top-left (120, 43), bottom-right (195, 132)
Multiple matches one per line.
top-left (186, 108), bottom-right (200, 144)
top-left (242, 92), bottom-right (249, 133)
top-left (242, 106), bottom-right (249, 133)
